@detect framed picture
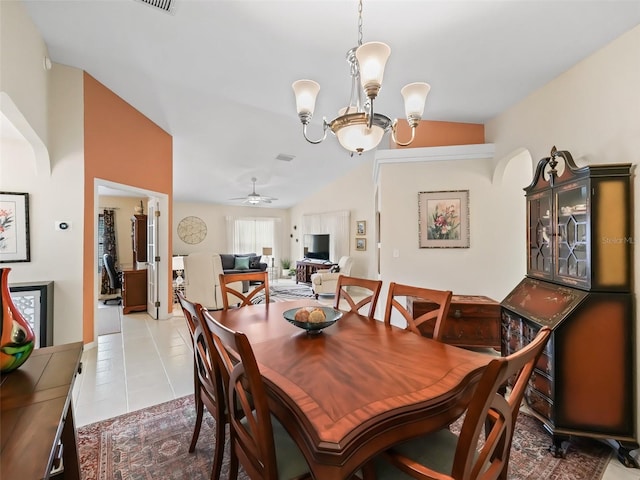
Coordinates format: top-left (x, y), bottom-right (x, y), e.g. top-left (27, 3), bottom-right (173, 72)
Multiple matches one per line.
top-left (0, 192), bottom-right (31, 263)
top-left (356, 220), bottom-right (366, 236)
top-left (355, 238), bottom-right (366, 251)
top-left (418, 190), bottom-right (469, 248)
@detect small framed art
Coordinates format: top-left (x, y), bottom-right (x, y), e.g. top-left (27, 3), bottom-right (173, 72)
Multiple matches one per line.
top-left (355, 238), bottom-right (366, 251)
top-left (0, 192), bottom-right (31, 263)
top-left (356, 220), bottom-right (366, 236)
top-left (418, 190), bottom-right (469, 248)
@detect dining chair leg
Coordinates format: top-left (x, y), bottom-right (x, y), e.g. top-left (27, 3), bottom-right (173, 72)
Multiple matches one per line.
top-left (210, 413), bottom-right (225, 480)
top-left (189, 392), bottom-right (204, 452)
top-left (228, 448), bottom-right (239, 480)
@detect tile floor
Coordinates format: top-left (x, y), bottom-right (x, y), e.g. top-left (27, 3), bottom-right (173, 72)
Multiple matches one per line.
top-left (74, 283), bottom-right (639, 480)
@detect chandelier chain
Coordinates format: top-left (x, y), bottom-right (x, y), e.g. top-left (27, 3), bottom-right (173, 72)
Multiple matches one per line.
top-left (357, 0), bottom-right (363, 46)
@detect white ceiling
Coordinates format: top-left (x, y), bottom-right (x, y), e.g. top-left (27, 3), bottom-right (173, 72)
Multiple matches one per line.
top-left (21, 0), bottom-right (640, 207)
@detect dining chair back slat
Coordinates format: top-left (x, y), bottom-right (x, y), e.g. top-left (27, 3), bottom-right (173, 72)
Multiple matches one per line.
top-left (176, 292), bottom-right (227, 480)
top-left (219, 271), bottom-right (270, 310)
top-left (383, 282), bottom-right (453, 340)
top-left (333, 275), bottom-right (383, 320)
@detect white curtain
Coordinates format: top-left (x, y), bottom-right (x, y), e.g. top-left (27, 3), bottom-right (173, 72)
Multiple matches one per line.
top-left (225, 216), bottom-right (282, 263)
top-left (301, 210), bottom-right (350, 261)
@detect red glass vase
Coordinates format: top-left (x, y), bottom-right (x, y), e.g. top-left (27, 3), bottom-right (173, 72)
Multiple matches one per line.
top-left (1, 267), bottom-right (35, 373)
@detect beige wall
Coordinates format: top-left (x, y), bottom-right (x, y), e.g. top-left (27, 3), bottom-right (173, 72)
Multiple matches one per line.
top-left (1, 60), bottom-right (86, 345)
top-left (289, 161), bottom-right (377, 279)
top-left (486, 24), bottom-right (640, 440)
top-left (376, 150), bottom-right (531, 308)
top-left (172, 202), bottom-right (291, 267)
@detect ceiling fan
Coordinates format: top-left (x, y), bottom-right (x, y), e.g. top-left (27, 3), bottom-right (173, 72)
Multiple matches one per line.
top-left (229, 177), bottom-right (277, 205)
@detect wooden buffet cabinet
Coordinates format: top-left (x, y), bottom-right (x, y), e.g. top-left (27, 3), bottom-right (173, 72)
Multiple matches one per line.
top-left (501, 147), bottom-right (638, 466)
top-left (1, 342), bottom-right (83, 479)
top-left (407, 295), bottom-right (501, 349)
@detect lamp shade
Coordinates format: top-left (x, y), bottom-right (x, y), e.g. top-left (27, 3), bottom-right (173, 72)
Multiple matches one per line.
top-left (401, 82), bottom-right (431, 121)
top-left (262, 247), bottom-right (273, 256)
top-left (292, 79), bottom-right (320, 116)
top-left (172, 256), bottom-right (184, 271)
top-left (335, 122), bottom-right (385, 153)
top-left (355, 41), bottom-right (391, 97)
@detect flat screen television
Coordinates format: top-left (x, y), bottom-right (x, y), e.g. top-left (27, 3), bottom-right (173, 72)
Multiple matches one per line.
top-left (303, 234), bottom-right (330, 261)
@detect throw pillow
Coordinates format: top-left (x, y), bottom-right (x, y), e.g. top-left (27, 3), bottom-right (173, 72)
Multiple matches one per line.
top-left (330, 265), bottom-right (340, 273)
top-left (249, 255), bottom-right (261, 269)
top-left (234, 256), bottom-right (250, 270)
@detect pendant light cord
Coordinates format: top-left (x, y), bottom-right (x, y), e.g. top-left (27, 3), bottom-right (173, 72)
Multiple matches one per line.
top-left (357, 0), bottom-right (363, 46)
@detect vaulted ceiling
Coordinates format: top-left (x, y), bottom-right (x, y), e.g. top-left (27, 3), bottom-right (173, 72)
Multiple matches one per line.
top-left (21, 0), bottom-right (640, 207)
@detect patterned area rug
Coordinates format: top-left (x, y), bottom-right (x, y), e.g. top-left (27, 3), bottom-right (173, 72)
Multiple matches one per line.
top-left (252, 283), bottom-right (315, 304)
top-left (78, 395), bottom-right (613, 480)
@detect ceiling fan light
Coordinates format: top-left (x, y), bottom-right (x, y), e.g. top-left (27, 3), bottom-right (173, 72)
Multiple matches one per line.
top-left (355, 41), bottom-right (390, 99)
top-left (401, 82), bottom-right (431, 124)
top-left (292, 79), bottom-right (320, 120)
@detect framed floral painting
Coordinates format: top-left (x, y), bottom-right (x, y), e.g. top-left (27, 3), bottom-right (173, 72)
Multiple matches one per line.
top-left (418, 190), bottom-right (469, 248)
top-left (0, 192), bottom-right (31, 263)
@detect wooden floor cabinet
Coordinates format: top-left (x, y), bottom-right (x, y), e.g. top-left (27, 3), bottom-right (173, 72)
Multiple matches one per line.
top-left (122, 268), bottom-right (147, 314)
top-left (501, 147), bottom-right (638, 466)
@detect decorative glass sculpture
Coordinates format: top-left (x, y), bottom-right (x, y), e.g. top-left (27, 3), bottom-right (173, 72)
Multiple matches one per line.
top-left (1, 268), bottom-right (35, 373)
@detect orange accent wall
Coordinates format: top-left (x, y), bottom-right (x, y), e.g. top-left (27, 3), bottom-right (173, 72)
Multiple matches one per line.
top-left (82, 72), bottom-right (173, 343)
top-left (391, 119), bottom-right (484, 148)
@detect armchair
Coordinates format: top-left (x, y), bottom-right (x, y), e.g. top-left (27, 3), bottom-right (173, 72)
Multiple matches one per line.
top-left (183, 252), bottom-right (243, 310)
top-left (311, 256), bottom-right (353, 298)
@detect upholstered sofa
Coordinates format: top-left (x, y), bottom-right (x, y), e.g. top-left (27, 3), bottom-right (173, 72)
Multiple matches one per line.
top-left (183, 252), bottom-right (248, 310)
top-left (219, 253), bottom-right (268, 276)
top-left (310, 256), bottom-right (353, 298)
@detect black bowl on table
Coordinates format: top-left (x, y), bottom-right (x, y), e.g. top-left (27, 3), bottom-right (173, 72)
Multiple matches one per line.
top-left (283, 306), bottom-right (343, 334)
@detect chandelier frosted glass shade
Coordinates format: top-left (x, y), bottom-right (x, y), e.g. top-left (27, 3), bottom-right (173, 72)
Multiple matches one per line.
top-left (330, 111), bottom-right (391, 153)
top-left (355, 41), bottom-right (390, 99)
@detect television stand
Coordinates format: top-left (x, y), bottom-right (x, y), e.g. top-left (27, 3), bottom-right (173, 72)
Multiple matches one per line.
top-left (295, 260), bottom-right (337, 285)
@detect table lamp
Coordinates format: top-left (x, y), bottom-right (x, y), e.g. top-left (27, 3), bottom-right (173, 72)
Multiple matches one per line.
top-left (262, 247), bottom-right (273, 267)
top-left (172, 256), bottom-right (185, 285)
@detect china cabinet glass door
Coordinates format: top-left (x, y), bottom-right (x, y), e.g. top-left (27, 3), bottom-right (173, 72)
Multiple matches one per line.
top-left (527, 191), bottom-right (553, 280)
top-left (555, 183), bottom-right (589, 286)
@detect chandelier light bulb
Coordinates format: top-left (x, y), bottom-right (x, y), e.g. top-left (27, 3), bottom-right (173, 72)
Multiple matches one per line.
top-left (355, 41), bottom-right (390, 99)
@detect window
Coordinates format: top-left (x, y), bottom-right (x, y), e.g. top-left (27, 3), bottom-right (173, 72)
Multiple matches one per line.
top-left (226, 217), bottom-right (281, 263)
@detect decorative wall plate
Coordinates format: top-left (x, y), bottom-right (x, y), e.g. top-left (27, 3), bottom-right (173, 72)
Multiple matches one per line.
top-left (177, 216), bottom-right (207, 244)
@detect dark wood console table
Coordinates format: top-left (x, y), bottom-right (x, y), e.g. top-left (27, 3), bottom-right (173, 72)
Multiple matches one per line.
top-left (1, 342), bottom-right (83, 479)
top-left (295, 260), bottom-right (337, 285)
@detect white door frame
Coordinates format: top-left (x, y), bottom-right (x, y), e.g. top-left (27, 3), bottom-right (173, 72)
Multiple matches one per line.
top-left (93, 179), bottom-right (170, 343)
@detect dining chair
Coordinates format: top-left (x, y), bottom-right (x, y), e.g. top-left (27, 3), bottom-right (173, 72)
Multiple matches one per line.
top-left (368, 326), bottom-right (552, 480)
top-left (176, 292), bottom-right (227, 480)
top-left (219, 271), bottom-right (270, 309)
top-left (202, 309), bottom-right (311, 480)
top-left (333, 275), bottom-right (383, 320)
top-left (383, 282), bottom-right (453, 340)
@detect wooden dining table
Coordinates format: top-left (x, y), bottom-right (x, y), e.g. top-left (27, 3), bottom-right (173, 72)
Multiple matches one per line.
top-left (207, 299), bottom-right (495, 480)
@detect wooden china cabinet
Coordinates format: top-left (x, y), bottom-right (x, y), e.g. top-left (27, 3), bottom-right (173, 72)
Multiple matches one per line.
top-left (501, 147), bottom-right (638, 466)
top-left (131, 214), bottom-right (147, 263)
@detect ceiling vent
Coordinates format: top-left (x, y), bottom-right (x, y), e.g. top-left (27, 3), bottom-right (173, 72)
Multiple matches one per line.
top-left (135, 0), bottom-right (175, 14)
top-left (275, 153), bottom-right (295, 162)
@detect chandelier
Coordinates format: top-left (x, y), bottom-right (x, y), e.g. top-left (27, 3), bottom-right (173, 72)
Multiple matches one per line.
top-left (292, 0), bottom-right (430, 155)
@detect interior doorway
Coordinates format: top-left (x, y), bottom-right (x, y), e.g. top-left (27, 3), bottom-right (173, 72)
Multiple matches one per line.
top-left (94, 179), bottom-right (170, 342)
